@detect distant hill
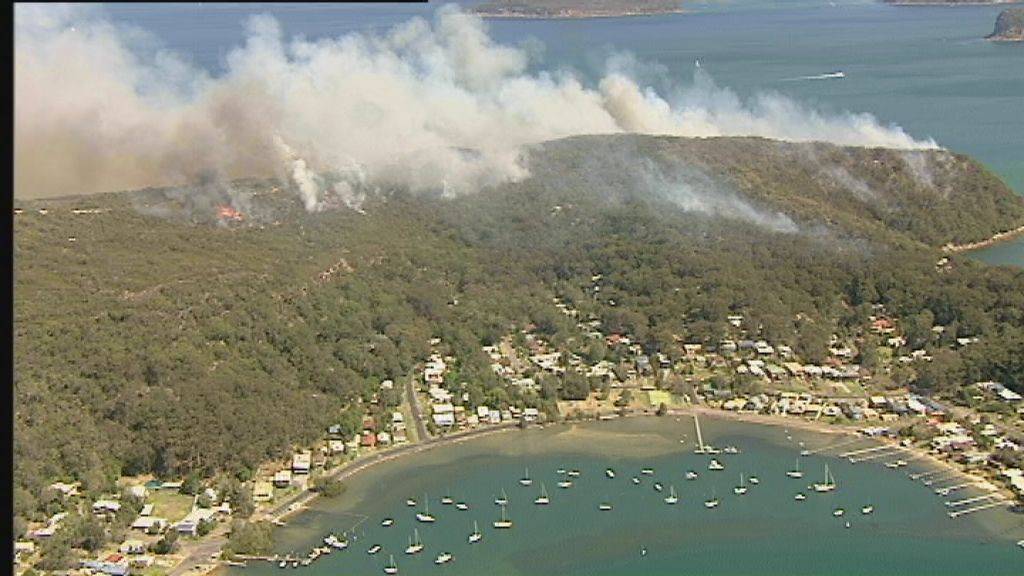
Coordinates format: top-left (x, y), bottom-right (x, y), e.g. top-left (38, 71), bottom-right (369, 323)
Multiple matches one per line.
top-left (470, 0), bottom-right (684, 19)
top-left (987, 7), bottom-right (1024, 40)
top-left (883, 0), bottom-right (1020, 6)
top-left (14, 135), bottom-right (1024, 531)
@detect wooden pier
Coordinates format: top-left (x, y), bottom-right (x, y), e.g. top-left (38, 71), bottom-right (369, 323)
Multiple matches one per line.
top-left (908, 469), bottom-right (946, 481)
top-left (944, 493), bottom-right (1002, 508)
top-left (947, 497), bottom-right (1009, 518)
top-left (806, 437), bottom-right (864, 456)
top-left (934, 482), bottom-right (972, 496)
top-left (839, 444), bottom-right (891, 458)
top-left (848, 448), bottom-right (904, 464)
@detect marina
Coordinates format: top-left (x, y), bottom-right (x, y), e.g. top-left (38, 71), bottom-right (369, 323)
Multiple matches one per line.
top-left (230, 418), bottom-right (1024, 576)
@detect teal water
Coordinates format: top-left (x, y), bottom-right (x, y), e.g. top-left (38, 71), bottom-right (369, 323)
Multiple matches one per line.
top-left (234, 417), bottom-right (1024, 576)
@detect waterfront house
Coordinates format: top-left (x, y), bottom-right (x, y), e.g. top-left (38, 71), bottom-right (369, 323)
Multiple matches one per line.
top-left (253, 481), bottom-right (274, 503)
top-left (49, 481), bottom-right (81, 498)
top-left (93, 499), bottom-right (122, 515)
top-left (82, 555), bottom-right (131, 576)
top-left (292, 451), bottom-right (312, 475)
top-left (130, 516), bottom-right (167, 533)
top-left (174, 508), bottom-right (216, 536)
top-left (360, 432), bottom-right (378, 448)
top-left (119, 540), bottom-right (147, 555)
top-left (273, 470), bottom-right (293, 488)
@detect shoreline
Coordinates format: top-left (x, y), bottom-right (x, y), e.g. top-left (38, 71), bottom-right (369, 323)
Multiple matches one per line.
top-left (210, 409), bottom-right (1020, 572)
top-left (942, 223), bottom-right (1024, 254)
top-left (472, 9), bottom-right (685, 20)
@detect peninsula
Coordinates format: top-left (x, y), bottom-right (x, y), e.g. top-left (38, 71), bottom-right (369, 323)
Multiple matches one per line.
top-left (470, 0), bottom-right (684, 19)
top-left (883, 0), bottom-right (1020, 6)
top-left (987, 7), bottom-right (1024, 41)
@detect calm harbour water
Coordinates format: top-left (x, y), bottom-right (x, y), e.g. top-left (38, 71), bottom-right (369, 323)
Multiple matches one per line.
top-left (102, 1), bottom-right (1024, 267)
top-left (88, 3), bottom-right (1024, 571)
top-left (240, 417), bottom-right (1024, 575)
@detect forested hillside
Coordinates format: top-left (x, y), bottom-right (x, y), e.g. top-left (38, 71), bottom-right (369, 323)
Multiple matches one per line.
top-left (14, 135), bottom-right (1024, 522)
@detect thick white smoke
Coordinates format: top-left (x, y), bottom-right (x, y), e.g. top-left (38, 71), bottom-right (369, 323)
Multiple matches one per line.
top-left (15, 3), bottom-right (938, 209)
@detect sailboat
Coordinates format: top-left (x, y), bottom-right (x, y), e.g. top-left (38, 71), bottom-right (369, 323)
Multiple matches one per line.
top-left (405, 498), bottom-right (417, 507)
top-left (704, 487), bottom-right (720, 508)
top-left (833, 508), bottom-right (845, 517)
top-left (495, 488), bottom-right (508, 506)
top-left (468, 520), bottom-right (483, 543)
top-left (685, 470), bottom-right (699, 480)
top-left (493, 503), bottom-right (513, 529)
top-left (787, 459), bottom-right (803, 479)
top-left (404, 529), bottom-right (424, 555)
top-left (733, 473), bottom-right (748, 495)
top-left (749, 475), bottom-right (759, 485)
top-left (441, 490), bottom-right (454, 505)
top-left (557, 478), bottom-right (573, 489)
top-left (519, 467), bottom-right (533, 486)
top-left (861, 505), bottom-right (874, 515)
top-left (416, 494), bottom-right (436, 523)
top-left (534, 483), bottom-right (550, 505)
top-left (664, 485), bottom-right (679, 505)
top-left (708, 459), bottom-right (725, 471)
top-left (813, 464), bottom-right (836, 493)
top-left (383, 554), bottom-right (398, 575)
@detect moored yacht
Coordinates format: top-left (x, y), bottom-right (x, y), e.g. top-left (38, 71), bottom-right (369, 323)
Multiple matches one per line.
top-left (383, 554), bottom-right (398, 575)
top-left (557, 479), bottom-right (573, 489)
top-left (787, 459), bottom-right (803, 479)
top-left (813, 464), bottom-right (836, 493)
top-left (367, 544), bottom-right (382, 555)
top-left (749, 476), bottom-right (759, 485)
top-left (405, 498), bottom-right (416, 507)
top-left (441, 490), bottom-right (454, 505)
top-left (632, 476), bottom-right (641, 485)
top-left (598, 502), bottom-right (613, 511)
top-left (494, 503), bottom-right (513, 529)
top-left (653, 482), bottom-right (664, 492)
top-left (641, 468), bottom-right (655, 475)
top-left (606, 468), bottom-right (616, 478)
top-left (455, 502), bottom-right (469, 511)
top-left (404, 529), bottom-right (424, 555)
top-left (664, 485), bottom-right (679, 505)
top-left (686, 470), bottom-right (699, 480)
top-left (833, 508), bottom-right (845, 517)
top-left (415, 494), bottom-right (436, 523)
top-left (519, 467), bottom-right (533, 487)
top-left (534, 483), bottom-right (550, 505)
top-left (381, 518), bottom-right (394, 527)
top-left (704, 487), bottom-right (720, 509)
top-left (468, 520), bottom-right (482, 544)
top-left (861, 505), bottom-right (874, 515)
top-left (434, 552), bottom-right (453, 565)
top-left (733, 473), bottom-right (748, 495)
top-left (568, 469), bottom-right (581, 478)
top-left (794, 492), bottom-right (807, 501)
top-left (709, 459), bottom-right (725, 471)
top-left (495, 488), bottom-right (508, 506)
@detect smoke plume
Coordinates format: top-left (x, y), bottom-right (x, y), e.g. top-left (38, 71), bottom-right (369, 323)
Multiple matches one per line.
top-left (15, 4), bottom-right (939, 210)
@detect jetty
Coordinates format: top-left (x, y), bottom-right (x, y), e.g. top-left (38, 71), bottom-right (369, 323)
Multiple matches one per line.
top-left (934, 482), bottom-right (972, 496)
top-left (945, 493), bottom-right (1003, 508)
top-left (839, 444), bottom-right (891, 458)
top-left (847, 447), bottom-right (904, 464)
top-left (908, 469), bottom-right (947, 481)
top-left (947, 497), bottom-right (1009, 518)
top-left (804, 437), bottom-right (863, 456)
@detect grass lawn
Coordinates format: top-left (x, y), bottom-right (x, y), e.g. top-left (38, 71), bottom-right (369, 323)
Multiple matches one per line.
top-left (148, 490), bottom-right (194, 522)
top-left (647, 390), bottom-right (672, 407)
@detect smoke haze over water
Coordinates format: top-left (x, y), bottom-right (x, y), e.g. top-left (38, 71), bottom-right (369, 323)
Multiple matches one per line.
top-left (15, 4), bottom-right (938, 208)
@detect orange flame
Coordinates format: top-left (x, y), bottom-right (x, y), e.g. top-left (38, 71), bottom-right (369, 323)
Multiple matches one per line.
top-left (217, 205), bottom-right (244, 221)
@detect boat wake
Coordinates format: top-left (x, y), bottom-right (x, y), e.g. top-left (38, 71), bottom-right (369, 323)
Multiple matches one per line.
top-left (783, 71), bottom-right (846, 81)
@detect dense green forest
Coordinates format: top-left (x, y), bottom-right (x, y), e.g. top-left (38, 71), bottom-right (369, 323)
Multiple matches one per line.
top-left (13, 134), bottom-right (1024, 526)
